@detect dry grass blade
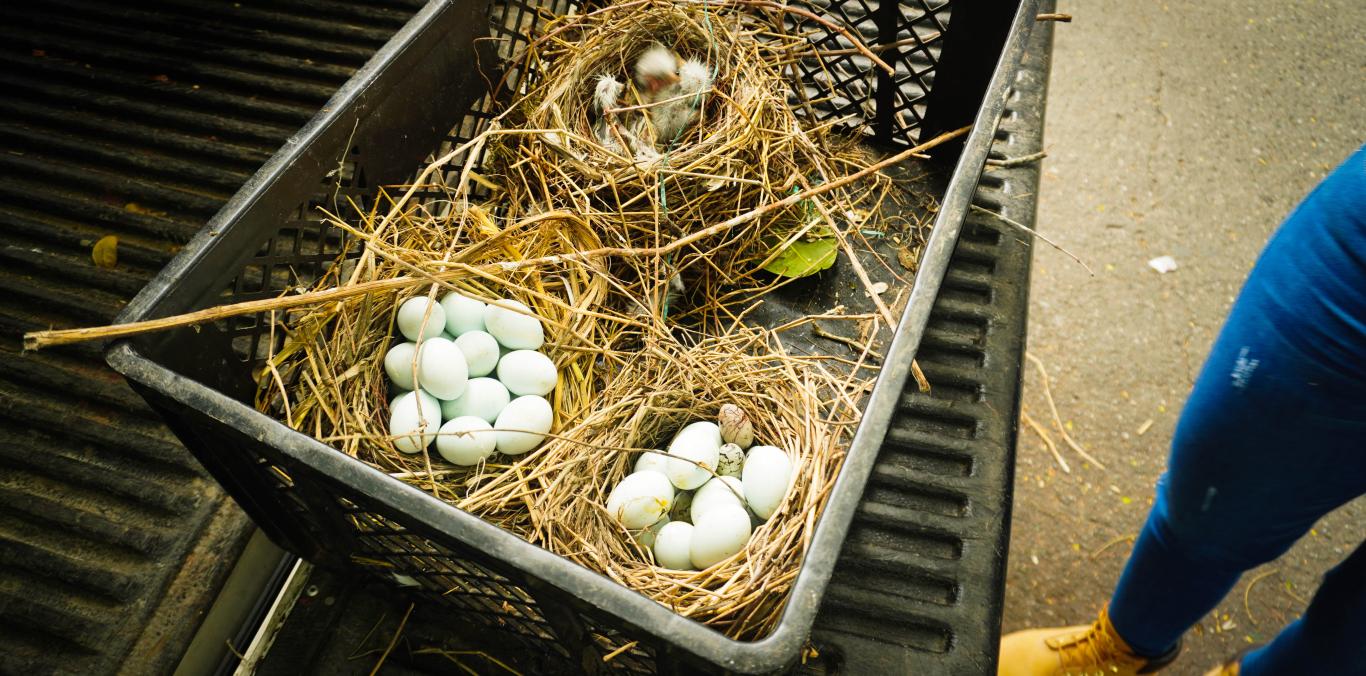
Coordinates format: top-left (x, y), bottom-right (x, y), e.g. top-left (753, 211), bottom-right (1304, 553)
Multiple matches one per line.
top-left (1021, 407), bottom-right (1069, 474)
top-left (1089, 533), bottom-right (1135, 561)
top-left (369, 602), bottom-right (413, 676)
top-left (1027, 352), bottom-right (1105, 470)
top-left (971, 204), bottom-right (1094, 276)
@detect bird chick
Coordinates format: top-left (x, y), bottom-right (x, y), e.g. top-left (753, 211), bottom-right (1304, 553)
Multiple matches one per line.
top-left (591, 74), bottom-right (659, 161)
top-left (666, 272), bottom-right (686, 310)
top-left (652, 58), bottom-right (712, 143)
top-left (593, 74), bottom-right (624, 114)
top-left (633, 44), bottom-right (682, 101)
top-left (592, 74), bottom-right (626, 151)
top-left (677, 59), bottom-right (712, 96)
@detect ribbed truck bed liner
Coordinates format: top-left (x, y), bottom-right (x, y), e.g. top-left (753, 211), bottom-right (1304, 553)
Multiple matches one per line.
top-left (805, 11), bottom-right (1053, 672)
top-left (0, 2), bottom-right (422, 673)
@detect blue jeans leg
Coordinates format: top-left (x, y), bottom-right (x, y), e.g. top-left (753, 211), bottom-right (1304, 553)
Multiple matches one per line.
top-left (1240, 540), bottom-right (1366, 675)
top-left (1107, 316), bottom-right (1366, 660)
top-left (1105, 145), bottom-right (1366, 665)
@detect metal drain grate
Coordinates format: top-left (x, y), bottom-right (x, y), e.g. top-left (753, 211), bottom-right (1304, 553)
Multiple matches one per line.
top-left (0, 1), bottom-right (422, 672)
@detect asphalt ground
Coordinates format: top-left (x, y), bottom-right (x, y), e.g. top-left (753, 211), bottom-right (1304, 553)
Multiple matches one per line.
top-left (1003, 2), bottom-right (1366, 673)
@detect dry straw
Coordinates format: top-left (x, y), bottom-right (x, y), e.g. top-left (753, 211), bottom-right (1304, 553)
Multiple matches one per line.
top-left (250, 0), bottom-right (921, 642)
top-left (20, 0), bottom-right (942, 643)
top-left (5, 1), bottom-right (950, 643)
top-left (455, 330), bottom-right (860, 639)
top-left (489, 0), bottom-right (899, 332)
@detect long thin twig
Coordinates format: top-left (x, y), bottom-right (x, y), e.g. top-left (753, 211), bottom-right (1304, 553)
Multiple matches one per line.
top-left (814, 33), bottom-right (941, 58)
top-left (1243, 568), bottom-right (1279, 626)
top-left (25, 126), bottom-right (970, 350)
top-left (971, 205), bottom-right (1094, 276)
top-left (369, 602), bottom-right (413, 676)
top-left (1027, 352), bottom-right (1106, 469)
top-left (734, 0), bottom-right (896, 74)
top-left (1021, 407), bottom-right (1069, 474)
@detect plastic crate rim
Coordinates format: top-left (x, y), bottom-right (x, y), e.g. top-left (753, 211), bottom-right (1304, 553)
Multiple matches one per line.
top-left (103, 0), bottom-right (1043, 669)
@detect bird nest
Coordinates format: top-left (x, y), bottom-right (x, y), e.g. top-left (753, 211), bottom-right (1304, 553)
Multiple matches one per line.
top-left (457, 330), bottom-right (859, 640)
top-left (486, 0), bottom-right (898, 331)
top-left (256, 205), bottom-right (612, 501)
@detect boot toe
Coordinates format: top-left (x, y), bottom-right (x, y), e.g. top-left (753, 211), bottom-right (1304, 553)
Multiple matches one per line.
top-left (998, 625), bottom-right (1093, 676)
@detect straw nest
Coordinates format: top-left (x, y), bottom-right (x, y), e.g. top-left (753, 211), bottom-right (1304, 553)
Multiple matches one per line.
top-left (457, 329), bottom-right (859, 639)
top-left (258, 0), bottom-right (917, 643)
top-left (487, 0), bottom-right (896, 330)
top-left (257, 203), bottom-right (613, 521)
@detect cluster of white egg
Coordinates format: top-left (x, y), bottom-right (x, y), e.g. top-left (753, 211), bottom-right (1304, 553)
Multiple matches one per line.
top-left (605, 405), bottom-right (794, 570)
top-left (383, 292), bottom-right (557, 465)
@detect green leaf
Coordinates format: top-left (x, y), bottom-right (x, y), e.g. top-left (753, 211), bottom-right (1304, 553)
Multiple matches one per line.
top-left (763, 237), bottom-right (838, 278)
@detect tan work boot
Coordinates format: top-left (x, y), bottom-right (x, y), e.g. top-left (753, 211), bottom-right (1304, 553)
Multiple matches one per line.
top-left (1202, 646), bottom-right (1257, 676)
top-left (998, 607), bottom-right (1181, 675)
top-left (1202, 659), bottom-right (1238, 676)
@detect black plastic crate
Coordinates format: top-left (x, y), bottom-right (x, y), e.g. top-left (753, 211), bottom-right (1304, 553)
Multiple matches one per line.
top-left (107, 0), bottom-right (1039, 672)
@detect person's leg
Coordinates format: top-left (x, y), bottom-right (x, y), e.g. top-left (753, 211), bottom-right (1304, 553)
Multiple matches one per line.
top-left (1107, 145), bottom-right (1366, 658)
top-left (1105, 324), bottom-right (1366, 656)
top-left (1106, 359), bottom-right (1366, 657)
top-left (1238, 540), bottom-right (1366, 675)
top-left (1000, 144), bottom-right (1366, 675)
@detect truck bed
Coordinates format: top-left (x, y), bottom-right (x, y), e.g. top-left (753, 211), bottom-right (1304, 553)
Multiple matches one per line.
top-left (0, 0), bottom-right (1051, 672)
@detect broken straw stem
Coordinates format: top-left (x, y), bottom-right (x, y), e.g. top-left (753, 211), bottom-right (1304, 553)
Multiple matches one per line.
top-left (985, 151), bottom-right (1047, 168)
top-left (1021, 408), bottom-right (1070, 474)
top-left (1026, 352), bottom-right (1106, 470)
top-left (970, 205), bottom-right (1094, 276)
